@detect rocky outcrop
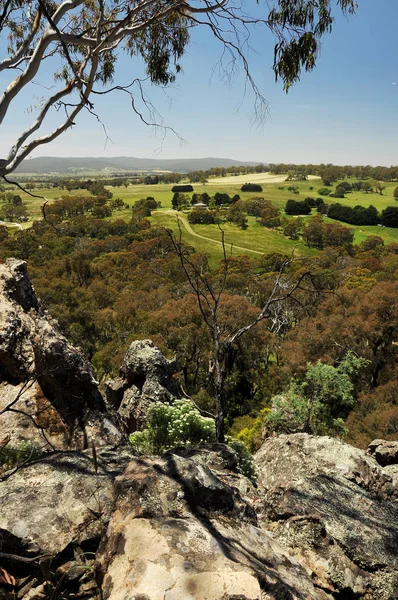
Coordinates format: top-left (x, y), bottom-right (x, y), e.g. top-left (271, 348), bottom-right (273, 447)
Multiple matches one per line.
top-left (0, 259), bottom-right (122, 450)
top-left (255, 434), bottom-right (398, 599)
top-left (0, 447), bottom-right (136, 600)
top-left (1, 432), bottom-right (398, 599)
top-left (96, 448), bottom-right (330, 600)
top-left (0, 444), bottom-right (332, 600)
top-left (105, 339), bottom-right (181, 431)
top-left (368, 438), bottom-right (398, 466)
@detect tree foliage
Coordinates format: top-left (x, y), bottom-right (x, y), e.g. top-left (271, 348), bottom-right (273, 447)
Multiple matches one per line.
top-left (265, 352), bottom-right (369, 437)
top-left (285, 199), bottom-right (311, 215)
top-left (328, 203), bottom-right (380, 226)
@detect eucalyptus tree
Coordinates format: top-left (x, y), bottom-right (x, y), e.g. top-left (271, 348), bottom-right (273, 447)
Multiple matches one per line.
top-left (0, 0), bottom-right (358, 177)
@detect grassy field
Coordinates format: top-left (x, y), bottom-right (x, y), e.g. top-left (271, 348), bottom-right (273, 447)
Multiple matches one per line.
top-left (6, 175), bottom-right (398, 255)
top-left (209, 173), bottom-right (320, 186)
top-left (151, 211), bottom-right (315, 267)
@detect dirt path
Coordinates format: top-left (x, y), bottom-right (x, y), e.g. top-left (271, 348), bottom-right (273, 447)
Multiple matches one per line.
top-left (0, 220), bottom-right (23, 230)
top-left (157, 210), bottom-right (266, 255)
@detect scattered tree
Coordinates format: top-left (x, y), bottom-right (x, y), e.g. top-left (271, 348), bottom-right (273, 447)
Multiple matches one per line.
top-left (381, 206), bottom-right (398, 228)
top-left (188, 208), bottom-right (215, 224)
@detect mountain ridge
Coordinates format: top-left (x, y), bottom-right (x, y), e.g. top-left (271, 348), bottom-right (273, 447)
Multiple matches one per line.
top-left (14, 155), bottom-right (264, 174)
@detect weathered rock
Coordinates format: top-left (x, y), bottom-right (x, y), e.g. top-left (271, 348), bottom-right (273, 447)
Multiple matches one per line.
top-left (0, 452), bottom-right (115, 557)
top-left (255, 434), bottom-right (398, 599)
top-left (0, 447), bottom-right (139, 599)
top-left (368, 438), bottom-right (398, 466)
top-left (385, 464), bottom-right (398, 487)
top-left (96, 449), bottom-right (331, 600)
top-left (0, 259), bottom-right (122, 450)
top-left (0, 380), bottom-right (68, 449)
top-left (105, 339), bottom-right (181, 431)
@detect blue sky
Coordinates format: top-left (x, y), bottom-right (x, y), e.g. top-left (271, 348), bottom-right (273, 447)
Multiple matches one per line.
top-left (1, 0), bottom-right (397, 165)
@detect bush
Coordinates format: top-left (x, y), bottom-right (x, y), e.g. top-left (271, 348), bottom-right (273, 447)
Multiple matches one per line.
top-left (129, 399), bottom-right (216, 454)
top-left (316, 202), bottom-right (328, 215)
top-left (285, 199), bottom-right (311, 215)
top-left (188, 209), bottom-right (215, 224)
top-left (241, 183), bottom-right (263, 192)
top-left (171, 184), bottom-right (194, 192)
top-left (318, 187), bottom-right (332, 196)
top-left (336, 181), bottom-right (352, 193)
top-left (229, 407), bottom-right (270, 452)
top-left (381, 206), bottom-right (398, 227)
top-left (265, 353), bottom-right (369, 438)
top-left (287, 185), bottom-right (299, 194)
top-left (226, 438), bottom-right (257, 484)
top-left (330, 189), bottom-right (345, 199)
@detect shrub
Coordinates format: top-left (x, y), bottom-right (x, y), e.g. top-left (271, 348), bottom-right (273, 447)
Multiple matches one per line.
top-left (285, 199), bottom-right (311, 215)
top-left (229, 407), bottom-right (270, 452)
top-left (241, 183), bottom-right (263, 192)
top-left (264, 353), bottom-right (369, 438)
top-left (330, 189), bottom-right (345, 199)
top-left (226, 438), bottom-right (257, 484)
top-left (129, 399), bottom-right (216, 454)
top-left (171, 184), bottom-right (194, 192)
top-left (316, 202), bottom-right (328, 215)
top-left (188, 209), bottom-right (215, 224)
top-left (318, 187), bottom-right (331, 196)
top-left (336, 181), bottom-right (352, 192)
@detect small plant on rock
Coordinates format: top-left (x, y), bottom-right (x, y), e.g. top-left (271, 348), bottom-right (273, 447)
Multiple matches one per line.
top-left (129, 399), bottom-right (216, 454)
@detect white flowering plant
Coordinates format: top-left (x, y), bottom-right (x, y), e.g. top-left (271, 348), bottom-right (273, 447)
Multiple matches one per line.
top-left (129, 399), bottom-right (258, 484)
top-left (129, 399), bottom-right (216, 454)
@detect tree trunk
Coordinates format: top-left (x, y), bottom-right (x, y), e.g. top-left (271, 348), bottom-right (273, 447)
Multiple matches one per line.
top-left (214, 338), bottom-right (226, 442)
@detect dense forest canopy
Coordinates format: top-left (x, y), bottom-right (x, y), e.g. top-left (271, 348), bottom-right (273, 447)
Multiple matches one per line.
top-left (0, 197), bottom-right (396, 447)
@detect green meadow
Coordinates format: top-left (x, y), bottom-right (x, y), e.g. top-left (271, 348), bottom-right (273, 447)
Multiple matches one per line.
top-left (6, 176), bottom-right (398, 258)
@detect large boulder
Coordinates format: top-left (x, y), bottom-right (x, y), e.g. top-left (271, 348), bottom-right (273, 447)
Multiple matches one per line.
top-left (0, 452), bottom-right (115, 556)
top-left (368, 439), bottom-right (398, 467)
top-left (95, 447), bottom-right (331, 600)
top-left (0, 259), bottom-right (122, 450)
top-left (255, 434), bottom-right (398, 599)
top-left (0, 447), bottom-right (135, 600)
top-left (105, 339), bottom-right (181, 431)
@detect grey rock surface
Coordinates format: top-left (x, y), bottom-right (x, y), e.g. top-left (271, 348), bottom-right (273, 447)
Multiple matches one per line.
top-left (105, 339), bottom-right (181, 431)
top-left (0, 259), bottom-right (122, 450)
top-left (96, 449), bottom-right (330, 600)
top-left (255, 433), bottom-right (398, 599)
top-left (0, 452), bottom-right (115, 556)
top-left (368, 438), bottom-right (398, 466)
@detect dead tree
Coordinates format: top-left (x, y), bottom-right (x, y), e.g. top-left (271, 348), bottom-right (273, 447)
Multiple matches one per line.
top-left (167, 224), bottom-right (320, 441)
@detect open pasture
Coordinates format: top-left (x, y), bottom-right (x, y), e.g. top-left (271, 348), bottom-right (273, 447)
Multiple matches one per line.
top-left (6, 175), bottom-right (398, 250)
top-left (208, 172), bottom-right (320, 186)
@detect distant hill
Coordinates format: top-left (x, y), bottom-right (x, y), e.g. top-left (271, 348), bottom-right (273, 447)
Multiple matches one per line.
top-left (14, 156), bottom-right (263, 174)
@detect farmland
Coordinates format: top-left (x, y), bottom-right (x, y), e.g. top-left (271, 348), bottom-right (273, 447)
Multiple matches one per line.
top-left (3, 174), bottom-right (398, 261)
